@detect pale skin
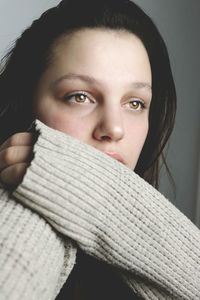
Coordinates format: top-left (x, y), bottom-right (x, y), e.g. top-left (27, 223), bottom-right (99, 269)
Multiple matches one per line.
top-left (0, 28), bottom-right (152, 187)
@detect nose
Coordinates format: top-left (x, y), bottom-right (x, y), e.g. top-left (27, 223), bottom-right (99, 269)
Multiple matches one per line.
top-left (93, 106), bottom-right (124, 142)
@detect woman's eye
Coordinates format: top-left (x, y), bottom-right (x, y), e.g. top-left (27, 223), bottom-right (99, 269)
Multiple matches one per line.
top-left (128, 99), bottom-right (145, 111)
top-left (63, 92), bottom-right (92, 103)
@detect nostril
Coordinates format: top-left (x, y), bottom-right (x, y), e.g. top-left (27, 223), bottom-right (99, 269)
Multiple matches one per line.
top-left (101, 136), bottom-right (111, 141)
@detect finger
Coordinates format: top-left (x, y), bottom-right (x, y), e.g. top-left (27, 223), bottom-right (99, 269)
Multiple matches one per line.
top-left (0, 146), bottom-right (33, 172)
top-left (0, 133), bottom-right (35, 151)
top-left (0, 163), bottom-right (29, 188)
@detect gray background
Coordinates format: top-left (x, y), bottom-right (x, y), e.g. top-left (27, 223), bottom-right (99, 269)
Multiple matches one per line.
top-left (133, 0), bottom-right (200, 227)
top-left (0, 0), bottom-right (199, 225)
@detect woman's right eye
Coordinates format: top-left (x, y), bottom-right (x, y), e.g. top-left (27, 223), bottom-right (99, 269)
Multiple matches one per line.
top-left (63, 92), bottom-right (93, 104)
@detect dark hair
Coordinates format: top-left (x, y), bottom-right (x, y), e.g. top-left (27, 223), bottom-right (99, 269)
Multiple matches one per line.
top-left (0, 0), bottom-right (176, 188)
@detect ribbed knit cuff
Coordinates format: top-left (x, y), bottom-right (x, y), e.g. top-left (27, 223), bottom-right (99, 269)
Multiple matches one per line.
top-left (0, 188), bottom-right (76, 300)
top-left (14, 120), bottom-right (200, 300)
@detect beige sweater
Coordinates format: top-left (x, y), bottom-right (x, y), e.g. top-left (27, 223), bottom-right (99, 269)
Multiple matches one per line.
top-left (0, 120), bottom-right (200, 300)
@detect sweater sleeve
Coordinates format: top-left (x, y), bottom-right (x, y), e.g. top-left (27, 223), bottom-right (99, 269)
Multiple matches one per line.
top-left (0, 186), bottom-right (76, 300)
top-left (13, 120), bottom-right (200, 300)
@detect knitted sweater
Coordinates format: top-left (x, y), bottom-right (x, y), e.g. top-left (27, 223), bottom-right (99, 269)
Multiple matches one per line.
top-left (0, 120), bottom-right (200, 300)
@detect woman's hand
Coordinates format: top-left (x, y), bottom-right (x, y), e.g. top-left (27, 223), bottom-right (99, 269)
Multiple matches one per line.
top-left (0, 133), bottom-right (35, 188)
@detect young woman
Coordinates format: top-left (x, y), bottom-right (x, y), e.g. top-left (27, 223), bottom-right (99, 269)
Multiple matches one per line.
top-left (0, 0), bottom-right (199, 299)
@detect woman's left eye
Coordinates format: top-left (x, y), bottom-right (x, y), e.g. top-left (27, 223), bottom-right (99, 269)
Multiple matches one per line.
top-left (63, 92), bottom-right (92, 103)
top-left (127, 99), bottom-right (145, 111)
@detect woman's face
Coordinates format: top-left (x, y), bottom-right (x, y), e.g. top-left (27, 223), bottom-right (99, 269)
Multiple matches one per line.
top-left (34, 28), bottom-right (152, 169)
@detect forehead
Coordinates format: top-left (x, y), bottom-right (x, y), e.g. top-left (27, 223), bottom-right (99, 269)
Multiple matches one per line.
top-left (48, 28), bottom-right (152, 86)
top-left (52, 28), bottom-right (148, 60)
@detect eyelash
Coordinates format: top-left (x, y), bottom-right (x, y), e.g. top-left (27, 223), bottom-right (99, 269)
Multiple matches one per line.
top-left (126, 99), bottom-right (146, 111)
top-left (63, 91), bottom-right (93, 103)
top-left (63, 92), bottom-right (146, 111)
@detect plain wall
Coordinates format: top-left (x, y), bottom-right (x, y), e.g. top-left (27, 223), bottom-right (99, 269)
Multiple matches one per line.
top-left (133, 0), bottom-right (200, 224)
top-left (0, 0), bottom-right (199, 224)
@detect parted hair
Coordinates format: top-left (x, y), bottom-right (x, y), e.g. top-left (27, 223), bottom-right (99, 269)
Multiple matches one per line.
top-left (0, 0), bottom-right (176, 188)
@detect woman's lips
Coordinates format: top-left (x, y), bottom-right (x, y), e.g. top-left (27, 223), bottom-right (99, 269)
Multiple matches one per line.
top-left (104, 151), bottom-right (125, 164)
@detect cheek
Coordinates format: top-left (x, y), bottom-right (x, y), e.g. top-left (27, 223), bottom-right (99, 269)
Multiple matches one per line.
top-left (126, 119), bottom-right (149, 169)
top-left (139, 122), bottom-right (149, 147)
top-left (48, 115), bottom-right (86, 139)
top-left (36, 105), bottom-right (86, 139)
top-left (128, 117), bottom-right (149, 147)
top-left (136, 123), bottom-right (149, 156)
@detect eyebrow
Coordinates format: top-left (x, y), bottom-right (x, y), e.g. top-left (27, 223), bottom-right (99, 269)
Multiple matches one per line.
top-left (51, 73), bottom-right (152, 90)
